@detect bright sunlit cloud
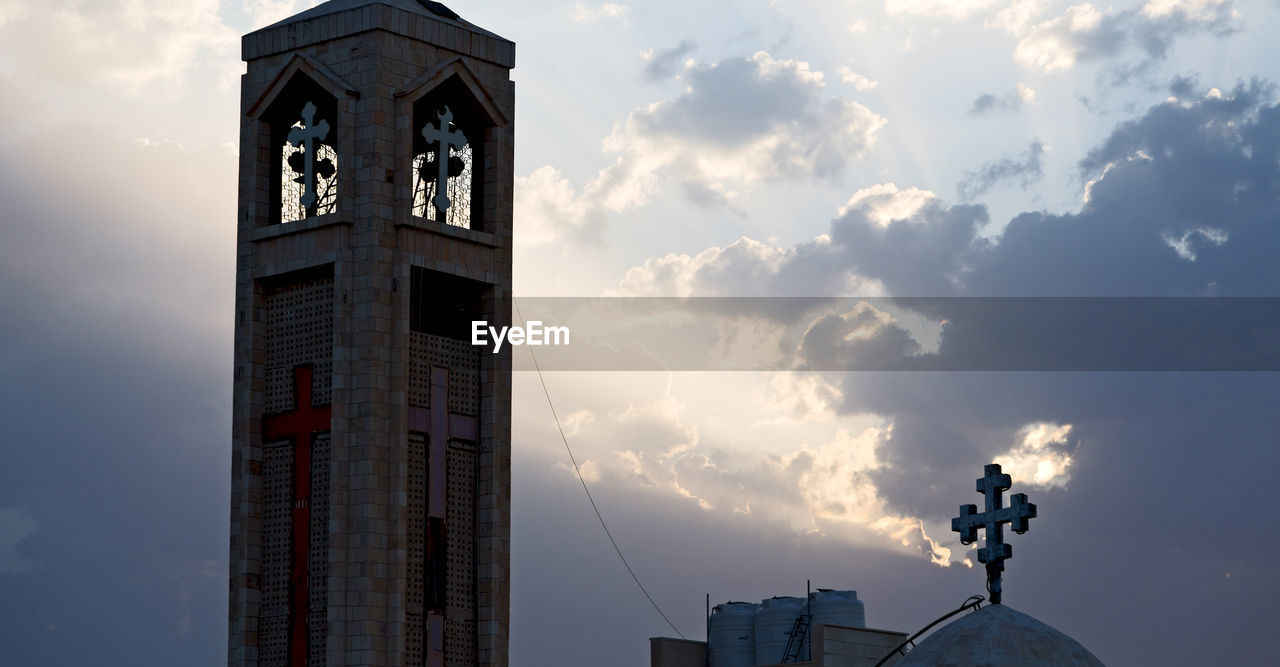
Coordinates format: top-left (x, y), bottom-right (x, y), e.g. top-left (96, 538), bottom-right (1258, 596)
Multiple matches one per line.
top-left (993, 422), bottom-right (1076, 489)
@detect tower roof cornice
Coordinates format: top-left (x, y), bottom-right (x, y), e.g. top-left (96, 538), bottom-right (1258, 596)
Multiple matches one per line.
top-left (242, 0), bottom-right (514, 68)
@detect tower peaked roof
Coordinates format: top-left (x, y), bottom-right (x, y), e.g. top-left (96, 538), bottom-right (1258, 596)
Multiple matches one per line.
top-left (896, 604), bottom-right (1104, 666)
top-left (258, 0), bottom-right (507, 42)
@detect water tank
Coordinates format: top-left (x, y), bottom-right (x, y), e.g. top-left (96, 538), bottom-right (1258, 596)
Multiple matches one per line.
top-left (708, 601), bottom-right (757, 667)
top-left (810, 589), bottom-right (866, 632)
top-left (754, 596), bottom-right (804, 665)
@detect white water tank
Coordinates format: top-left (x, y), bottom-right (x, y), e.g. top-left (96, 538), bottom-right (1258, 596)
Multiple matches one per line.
top-left (708, 601), bottom-right (758, 667)
top-left (754, 596), bottom-right (804, 665)
top-left (810, 589), bottom-right (866, 633)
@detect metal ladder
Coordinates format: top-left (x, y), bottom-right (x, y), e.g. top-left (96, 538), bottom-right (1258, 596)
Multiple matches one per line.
top-left (781, 614), bottom-right (811, 663)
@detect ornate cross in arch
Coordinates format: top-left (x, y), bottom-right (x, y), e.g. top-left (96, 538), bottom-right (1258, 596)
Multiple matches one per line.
top-left (420, 105), bottom-right (468, 215)
top-left (287, 101), bottom-right (331, 213)
top-left (951, 463), bottom-right (1037, 604)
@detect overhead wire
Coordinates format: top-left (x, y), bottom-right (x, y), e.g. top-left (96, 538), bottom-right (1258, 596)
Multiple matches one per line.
top-left (516, 301), bottom-right (689, 640)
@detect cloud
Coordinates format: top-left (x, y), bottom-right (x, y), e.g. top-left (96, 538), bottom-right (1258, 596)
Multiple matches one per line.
top-left (600, 79), bottom-right (1280, 583)
top-left (642, 40), bottom-right (697, 81)
top-left (0, 128), bottom-right (236, 359)
top-left (613, 236), bottom-right (793, 296)
top-left (584, 81), bottom-right (1280, 374)
top-left (243, 0), bottom-right (307, 26)
top-left (996, 0), bottom-right (1238, 75)
top-left (611, 76), bottom-right (1280, 301)
top-left (515, 52), bottom-right (886, 244)
top-left (823, 187), bottom-right (990, 295)
top-left (968, 82), bottom-right (1037, 114)
top-left (837, 66), bottom-right (880, 91)
top-left (611, 181), bottom-right (982, 297)
top-left (0, 0), bottom-right (239, 93)
top-left (621, 78), bottom-right (1280, 298)
top-left (1007, 3), bottom-right (1127, 73)
top-left (522, 370), bottom-right (962, 564)
top-left (617, 52), bottom-right (883, 184)
top-left (968, 80), bottom-right (1276, 296)
top-left (555, 373), bottom-right (962, 560)
top-left (571, 1), bottom-right (630, 22)
top-left (750, 372), bottom-right (842, 425)
top-left (993, 422), bottom-right (1076, 488)
top-left (796, 302), bottom-right (922, 370)
top-left (1161, 226), bottom-right (1228, 261)
top-left (838, 183), bottom-right (937, 225)
top-left (0, 121), bottom-right (234, 663)
top-left (514, 165), bottom-right (598, 245)
top-left (885, 0), bottom-right (1003, 21)
top-left (957, 140), bottom-right (1046, 201)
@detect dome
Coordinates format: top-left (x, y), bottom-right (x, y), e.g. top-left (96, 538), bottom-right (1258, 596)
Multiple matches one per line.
top-left (896, 604), bottom-right (1104, 666)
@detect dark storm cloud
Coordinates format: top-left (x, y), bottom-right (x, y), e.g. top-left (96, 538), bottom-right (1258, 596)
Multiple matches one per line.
top-left (0, 126), bottom-right (234, 666)
top-left (624, 80), bottom-right (1280, 299)
top-left (832, 82), bottom-right (1280, 662)
top-left (968, 80), bottom-right (1279, 296)
top-left (510, 296), bottom-right (1280, 372)
top-left (813, 203), bottom-right (988, 296)
top-left (598, 78), bottom-right (1280, 662)
top-left (956, 141), bottom-right (1044, 201)
top-left (511, 369), bottom-right (1280, 665)
top-left (795, 303), bottom-right (920, 371)
top-left (592, 81), bottom-right (1280, 374)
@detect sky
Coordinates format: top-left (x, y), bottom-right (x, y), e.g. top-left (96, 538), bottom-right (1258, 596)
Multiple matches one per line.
top-left (2, 0), bottom-right (1280, 664)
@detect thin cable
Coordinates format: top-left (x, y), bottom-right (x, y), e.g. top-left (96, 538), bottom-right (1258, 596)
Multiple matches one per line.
top-left (874, 595), bottom-right (986, 667)
top-left (516, 301), bottom-right (688, 640)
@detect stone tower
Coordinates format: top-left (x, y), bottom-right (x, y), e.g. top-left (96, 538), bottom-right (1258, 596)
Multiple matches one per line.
top-left (228, 2), bottom-right (514, 665)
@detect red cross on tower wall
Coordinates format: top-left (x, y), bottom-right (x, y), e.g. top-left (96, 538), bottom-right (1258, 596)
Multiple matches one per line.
top-left (409, 364), bottom-right (477, 667)
top-left (262, 364), bottom-right (332, 667)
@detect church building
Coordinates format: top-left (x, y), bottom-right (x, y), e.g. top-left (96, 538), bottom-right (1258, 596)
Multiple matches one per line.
top-left (227, 2), bottom-right (514, 665)
top-left (226, 3), bottom-right (1107, 667)
top-left (651, 465), bottom-right (1106, 666)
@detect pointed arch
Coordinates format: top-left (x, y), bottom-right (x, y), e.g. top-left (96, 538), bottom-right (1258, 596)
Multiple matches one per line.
top-left (395, 57), bottom-right (509, 127)
top-left (248, 53), bottom-right (358, 120)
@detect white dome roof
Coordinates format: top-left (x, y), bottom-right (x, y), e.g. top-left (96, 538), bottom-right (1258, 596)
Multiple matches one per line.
top-left (895, 603), bottom-right (1104, 666)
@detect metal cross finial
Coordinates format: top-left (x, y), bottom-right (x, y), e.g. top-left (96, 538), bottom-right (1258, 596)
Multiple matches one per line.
top-left (287, 101), bottom-right (331, 213)
top-left (420, 105), bottom-right (468, 215)
top-left (951, 463), bottom-right (1036, 604)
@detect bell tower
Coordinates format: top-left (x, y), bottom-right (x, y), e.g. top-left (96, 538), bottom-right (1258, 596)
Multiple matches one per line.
top-left (229, 2), bottom-right (514, 665)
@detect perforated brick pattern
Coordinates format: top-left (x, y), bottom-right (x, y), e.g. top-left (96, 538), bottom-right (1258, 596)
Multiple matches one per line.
top-left (406, 433), bottom-right (427, 665)
top-left (406, 618), bottom-right (425, 667)
top-left (309, 433), bottom-right (330, 667)
top-left (446, 442), bottom-right (477, 665)
top-left (407, 432), bottom-right (426, 615)
top-left (261, 443), bottom-right (293, 667)
top-left (259, 615), bottom-right (290, 667)
top-left (409, 333), bottom-right (479, 413)
top-left (265, 277), bottom-right (333, 412)
top-left (408, 333), bottom-right (430, 406)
